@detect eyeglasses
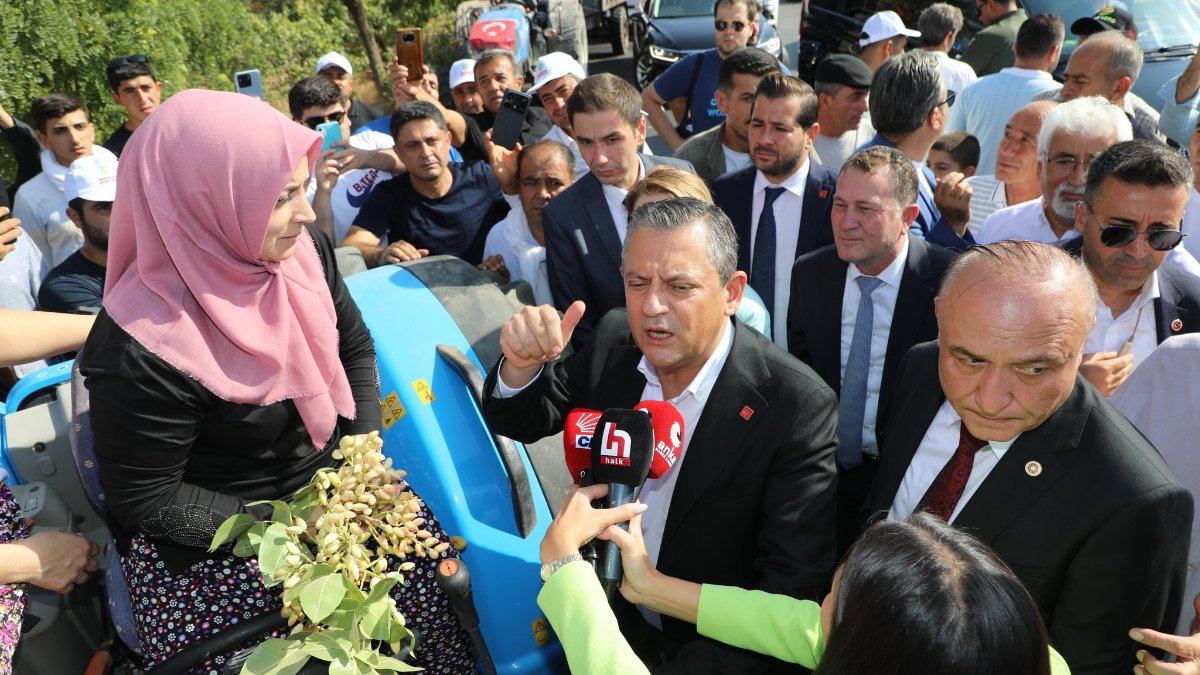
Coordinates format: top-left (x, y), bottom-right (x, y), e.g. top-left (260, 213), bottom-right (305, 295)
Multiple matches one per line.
top-left (303, 110), bottom-right (345, 129)
top-left (933, 91), bottom-right (956, 112)
top-left (1096, 224), bottom-right (1185, 251)
top-left (1048, 154), bottom-right (1096, 173)
top-left (108, 54), bottom-right (149, 69)
top-left (714, 19), bottom-right (748, 32)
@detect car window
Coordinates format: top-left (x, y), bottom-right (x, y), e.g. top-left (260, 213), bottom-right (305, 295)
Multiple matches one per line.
top-left (654, 0), bottom-right (719, 18)
top-left (1023, 0), bottom-right (1200, 54)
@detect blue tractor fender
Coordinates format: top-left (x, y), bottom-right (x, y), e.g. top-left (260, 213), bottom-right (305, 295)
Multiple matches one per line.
top-left (467, 3), bottom-right (533, 67)
top-left (0, 361), bottom-right (73, 484)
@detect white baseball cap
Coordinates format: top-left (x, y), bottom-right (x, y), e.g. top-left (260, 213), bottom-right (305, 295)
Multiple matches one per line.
top-left (449, 59), bottom-right (477, 89)
top-left (528, 52), bottom-right (586, 95)
top-left (859, 11), bottom-right (920, 48)
top-left (315, 51), bottom-right (353, 76)
top-left (64, 154), bottom-right (119, 203)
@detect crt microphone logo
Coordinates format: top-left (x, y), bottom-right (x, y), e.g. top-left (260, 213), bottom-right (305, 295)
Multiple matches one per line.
top-left (574, 411), bottom-right (600, 449)
top-left (599, 422), bottom-right (631, 466)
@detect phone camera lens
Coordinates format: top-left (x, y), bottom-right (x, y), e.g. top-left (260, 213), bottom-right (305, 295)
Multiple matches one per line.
top-left (237, 75), bottom-right (250, 87)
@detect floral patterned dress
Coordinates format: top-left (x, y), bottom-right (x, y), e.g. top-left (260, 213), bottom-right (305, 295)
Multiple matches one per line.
top-left (0, 482), bottom-right (31, 675)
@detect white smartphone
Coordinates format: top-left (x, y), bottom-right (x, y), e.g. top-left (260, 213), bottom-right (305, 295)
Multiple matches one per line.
top-left (234, 69), bottom-right (264, 100)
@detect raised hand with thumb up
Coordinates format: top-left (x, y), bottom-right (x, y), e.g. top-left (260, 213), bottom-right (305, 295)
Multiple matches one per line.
top-left (499, 301), bottom-right (585, 389)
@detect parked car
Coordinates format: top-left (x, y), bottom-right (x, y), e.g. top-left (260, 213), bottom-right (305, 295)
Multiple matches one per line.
top-left (634, 0), bottom-right (787, 89)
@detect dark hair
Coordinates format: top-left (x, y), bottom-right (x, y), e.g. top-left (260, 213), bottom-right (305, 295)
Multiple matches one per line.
top-left (389, 101), bottom-right (448, 139)
top-left (918, 3), bottom-right (964, 47)
top-left (625, 197), bottom-right (738, 283)
top-left (31, 94), bottom-right (89, 134)
top-left (842, 146), bottom-right (919, 208)
top-left (932, 131), bottom-right (980, 170)
top-left (67, 197), bottom-right (86, 215)
top-left (518, 139), bottom-right (577, 181)
top-left (106, 55), bottom-right (157, 92)
top-left (1083, 139), bottom-right (1194, 205)
top-left (869, 51), bottom-right (942, 136)
top-left (567, 73), bottom-right (642, 130)
top-left (817, 512), bottom-right (1051, 675)
top-left (712, 0), bottom-right (758, 21)
top-left (288, 75), bottom-right (346, 120)
top-left (1014, 15), bottom-right (1065, 60)
top-left (718, 47), bottom-right (782, 93)
top-left (752, 73), bottom-right (818, 128)
top-left (476, 49), bottom-right (519, 74)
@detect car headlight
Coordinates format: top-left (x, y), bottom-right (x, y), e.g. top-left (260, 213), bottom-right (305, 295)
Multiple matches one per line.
top-left (650, 45), bottom-right (682, 63)
top-left (758, 37), bottom-right (781, 56)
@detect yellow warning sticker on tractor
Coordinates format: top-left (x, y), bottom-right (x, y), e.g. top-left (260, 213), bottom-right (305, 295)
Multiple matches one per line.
top-left (412, 378), bottom-right (436, 404)
top-left (380, 391), bottom-right (401, 414)
top-left (380, 390), bottom-right (407, 429)
top-left (532, 617), bottom-right (552, 647)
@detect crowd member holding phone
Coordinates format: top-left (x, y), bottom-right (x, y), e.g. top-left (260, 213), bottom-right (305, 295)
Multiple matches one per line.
top-left (78, 89), bottom-right (474, 672)
top-left (456, 50), bottom-right (553, 161)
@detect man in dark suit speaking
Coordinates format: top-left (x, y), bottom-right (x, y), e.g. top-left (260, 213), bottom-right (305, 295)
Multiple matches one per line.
top-left (484, 198), bottom-right (838, 673)
top-left (866, 240), bottom-right (1193, 675)
top-left (543, 73), bottom-right (692, 348)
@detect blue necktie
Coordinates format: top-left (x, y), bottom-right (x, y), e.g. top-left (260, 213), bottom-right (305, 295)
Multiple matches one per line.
top-left (751, 187), bottom-right (785, 323)
top-left (836, 275), bottom-right (883, 469)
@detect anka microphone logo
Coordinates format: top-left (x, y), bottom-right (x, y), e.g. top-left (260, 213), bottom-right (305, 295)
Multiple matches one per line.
top-left (599, 422), bottom-right (632, 466)
top-left (574, 411), bottom-right (600, 449)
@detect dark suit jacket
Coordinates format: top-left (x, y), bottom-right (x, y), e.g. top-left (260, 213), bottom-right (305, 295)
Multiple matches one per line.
top-left (483, 311), bottom-right (839, 674)
top-left (787, 235), bottom-right (954, 449)
top-left (543, 154), bottom-right (693, 347)
top-left (1060, 238), bottom-right (1200, 342)
top-left (712, 162), bottom-right (838, 276)
top-left (867, 342), bottom-right (1193, 675)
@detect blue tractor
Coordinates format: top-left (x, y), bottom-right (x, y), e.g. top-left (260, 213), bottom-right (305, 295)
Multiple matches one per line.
top-left (455, 0), bottom-right (590, 74)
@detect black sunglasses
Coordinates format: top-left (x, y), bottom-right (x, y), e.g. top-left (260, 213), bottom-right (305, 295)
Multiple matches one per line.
top-left (109, 54), bottom-right (149, 69)
top-left (714, 19), bottom-right (748, 32)
top-left (934, 91), bottom-right (956, 111)
top-left (1097, 224), bottom-right (1185, 251)
top-left (303, 110), bottom-right (345, 129)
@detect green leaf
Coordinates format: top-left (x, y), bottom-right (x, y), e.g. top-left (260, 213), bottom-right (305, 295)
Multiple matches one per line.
top-left (325, 608), bottom-right (357, 630)
top-left (299, 571), bottom-right (348, 624)
top-left (341, 574), bottom-right (368, 607)
top-left (364, 577), bottom-right (398, 605)
top-left (209, 513), bottom-right (256, 551)
top-left (372, 654), bottom-right (422, 673)
top-left (256, 522), bottom-right (293, 587)
top-left (388, 622), bottom-right (414, 657)
top-left (359, 601), bottom-right (395, 641)
top-left (327, 650), bottom-right (356, 675)
top-left (285, 563), bottom-right (334, 604)
top-left (270, 500), bottom-right (294, 526)
top-left (239, 639), bottom-right (312, 675)
top-left (232, 537), bottom-right (257, 558)
top-left (298, 631), bottom-right (342, 661)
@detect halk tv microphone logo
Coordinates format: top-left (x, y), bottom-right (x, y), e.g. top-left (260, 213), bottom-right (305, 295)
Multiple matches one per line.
top-left (574, 411), bottom-right (600, 449)
top-left (599, 422), bottom-right (632, 466)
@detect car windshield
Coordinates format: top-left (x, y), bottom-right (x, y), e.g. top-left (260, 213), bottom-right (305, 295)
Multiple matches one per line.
top-left (1022, 0), bottom-right (1200, 56)
top-left (653, 0), bottom-right (717, 19)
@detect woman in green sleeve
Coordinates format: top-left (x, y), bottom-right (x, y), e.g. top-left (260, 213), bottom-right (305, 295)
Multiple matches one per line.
top-left (538, 484), bottom-right (1070, 675)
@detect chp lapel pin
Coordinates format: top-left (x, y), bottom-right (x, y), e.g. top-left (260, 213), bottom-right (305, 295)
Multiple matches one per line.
top-left (1025, 461), bottom-right (1043, 477)
top-left (739, 406), bottom-right (754, 421)
top-left (1172, 318), bottom-right (1184, 332)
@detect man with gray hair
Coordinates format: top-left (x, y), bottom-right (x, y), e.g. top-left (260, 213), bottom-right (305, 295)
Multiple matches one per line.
top-left (979, 95), bottom-right (1131, 245)
top-left (457, 49), bottom-right (554, 161)
top-left (917, 3), bottom-right (977, 97)
top-left (1062, 140), bottom-right (1200, 397)
top-left (484, 197), bottom-right (839, 673)
top-left (867, 239), bottom-right (1192, 674)
top-left (1034, 31), bottom-right (1164, 142)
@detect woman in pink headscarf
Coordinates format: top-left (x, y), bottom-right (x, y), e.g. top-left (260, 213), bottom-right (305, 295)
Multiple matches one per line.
top-left (78, 89), bottom-right (474, 673)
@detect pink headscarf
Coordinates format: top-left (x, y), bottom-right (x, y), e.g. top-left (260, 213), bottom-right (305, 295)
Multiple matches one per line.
top-left (103, 89), bottom-right (355, 448)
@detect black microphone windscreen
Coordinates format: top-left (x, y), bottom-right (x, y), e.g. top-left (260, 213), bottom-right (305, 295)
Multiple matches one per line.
top-left (588, 408), bottom-right (654, 488)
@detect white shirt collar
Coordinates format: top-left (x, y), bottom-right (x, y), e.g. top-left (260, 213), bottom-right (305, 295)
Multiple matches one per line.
top-left (1083, 258), bottom-right (1163, 319)
top-left (999, 66), bottom-right (1053, 80)
top-left (848, 233), bottom-right (910, 288)
top-left (753, 157), bottom-right (810, 198)
top-left (602, 158), bottom-right (647, 197)
top-left (637, 318), bottom-right (734, 403)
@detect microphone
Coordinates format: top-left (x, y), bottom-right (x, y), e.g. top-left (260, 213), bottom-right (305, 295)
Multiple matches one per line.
top-left (589, 408), bottom-right (654, 600)
top-left (634, 400), bottom-right (685, 481)
top-left (563, 408), bottom-right (601, 486)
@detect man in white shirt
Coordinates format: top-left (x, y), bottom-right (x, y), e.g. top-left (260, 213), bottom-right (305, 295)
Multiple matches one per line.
top-left (12, 94), bottom-right (117, 271)
top-left (1066, 141), bottom-right (1200, 397)
top-left (979, 96), bottom-right (1131, 245)
top-left (946, 14), bottom-right (1063, 177)
top-left (811, 54), bottom-right (875, 171)
top-left (867, 240), bottom-right (1191, 674)
top-left (528, 52), bottom-right (589, 175)
top-left (916, 3), bottom-right (977, 97)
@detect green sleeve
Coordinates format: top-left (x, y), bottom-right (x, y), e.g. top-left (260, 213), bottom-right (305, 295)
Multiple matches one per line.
top-left (1050, 646), bottom-right (1072, 675)
top-left (961, 31), bottom-right (1004, 75)
top-left (536, 560), bottom-right (650, 675)
top-left (695, 584), bottom-right (824, 667)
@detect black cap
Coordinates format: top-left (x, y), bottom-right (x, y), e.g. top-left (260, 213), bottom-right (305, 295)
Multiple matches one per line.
top-left (815, 54), bottom-right (873, 89)
top-left (1070, 5), bottom-right (1137, 40)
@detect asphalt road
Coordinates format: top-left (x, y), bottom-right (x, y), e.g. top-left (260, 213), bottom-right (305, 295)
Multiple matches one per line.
top-left (586, 0), bottom-right (804, 154)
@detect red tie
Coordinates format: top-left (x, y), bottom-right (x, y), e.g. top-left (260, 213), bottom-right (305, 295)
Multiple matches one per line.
top-left (918, 423), bottom-right (990, 521)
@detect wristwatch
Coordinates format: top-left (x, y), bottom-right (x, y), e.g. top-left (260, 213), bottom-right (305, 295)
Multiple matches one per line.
top-left (540, 552), bottom-right (583, 582)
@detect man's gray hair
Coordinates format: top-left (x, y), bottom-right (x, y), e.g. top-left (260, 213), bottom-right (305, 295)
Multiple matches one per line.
top-left (1083, 31), bottom-right (1144, 84)
top-left (918, 3), bottom-right (963, 47)
top-left (476, 49), bottom-right (519, 73)
top-left (624, 197), bottom-right (738, 283)
top-left (869, 51), bottom-right (943, 136)
top-left (940, 241), bottom-right (1099, 323)
top-left (1036, 95), bottom-right (1132, 160)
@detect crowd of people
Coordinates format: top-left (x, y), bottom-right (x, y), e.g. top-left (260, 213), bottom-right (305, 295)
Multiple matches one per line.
top-left (4, 0), bottom-right (1200, 673)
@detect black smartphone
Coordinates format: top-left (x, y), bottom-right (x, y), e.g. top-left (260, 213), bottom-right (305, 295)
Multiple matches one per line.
top-left (492, 89), bottom-right (531, 151)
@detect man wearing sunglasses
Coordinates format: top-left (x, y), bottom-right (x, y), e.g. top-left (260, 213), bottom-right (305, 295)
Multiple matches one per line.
top-left (103, 54), bottom-right (162, 158)
top-left (642, 0), bottom-right (764, 151)
top-left (1061, 140), bottom-right (1200, 397)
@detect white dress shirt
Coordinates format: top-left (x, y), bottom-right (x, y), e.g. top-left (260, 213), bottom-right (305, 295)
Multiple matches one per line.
top-left (841, 236), bottom-right (909, 458)
top-left (889, 400), bottom-right (1019, 523)
top-left (750, 161), bottom-right (810, 348)
top-left (722, 145), bottom-right (753, 174)
top-left (977, 197), bottom-right (1079, 245)
top-left (1085, 268), bottom-right (1160, 372)
top-left (963, 174), bottom-right (1009, 238)
top-left (601, 159), bottom-right (647, 244)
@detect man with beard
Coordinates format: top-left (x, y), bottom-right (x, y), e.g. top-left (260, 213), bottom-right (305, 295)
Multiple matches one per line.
top-left (978, 96), bottom-right (1130, 245)
top-left (712, 73), bottom-right (837, 349)
top-left (675, 47), bottom-right (782, 185)
top-left (38, 154), bottom-right (115, 314)
top-left (343, 102), bottom-right (508, 267)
